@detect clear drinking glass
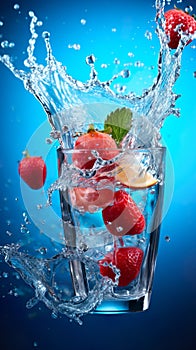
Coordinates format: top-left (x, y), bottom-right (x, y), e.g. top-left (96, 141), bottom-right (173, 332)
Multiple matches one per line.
top-left (57, 146), bottom-right (166, 313)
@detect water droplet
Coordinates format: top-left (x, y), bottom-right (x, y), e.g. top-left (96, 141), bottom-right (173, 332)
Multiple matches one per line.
top-left (68, 43), bottom-right (80, 50)
top-left (45, 137), bottom-right (53, 144)
top-left (185, 6), bottom-right (193, 14)
top-left (6, 219), bottom-right (11, 225)
top-left (36, 204), bottom-right (43, 210)
top-left (20, 224), bottom-right (30, 234)
top-left (128, 52), bottom-right (134, 58)
top-left (6, 230), bottom-right (12, 236)
top-left (101, 63), bottom-right (108, 68)
top-left (86, 54), bottom-right (95, 65)
top-left (114, 58), bottom-right (120, 65)
top-left (15, 197), bottom-right (19, 201)
top-left (145, 30), bottom-right (152, 40)
top-left (37, 247), bottom-right (47, 255)
top-left (120, 69), bottom-right (130, 78)
top-left (13, 4), bottom-right (20, 10)
top-left (28, 11), bottom-right (35, 18)
top-left (112, 28), bottom-right (117, 32)
top-left (80, 19), bottom-right (86, 25)
top-left (193, 71), bottom-right (196, 78)
top-left (165, 235), bottom-right (170, 242)
top-left (1, 41), bottom-right (9, 48)
top-left (2, 272), bottom-right (8, 278)
top-left (37, 21), bottom-right (43, 27)
top-left (50, 130), bottom-right (61, 139)
top-left (134, 61), bottom-right (144, 67)
top-left (116, 226), bottom-right (123, 233)
top-left (0, 21), bottom-right (4, 27)
top-left (42, 31), bottom-right (50, 39)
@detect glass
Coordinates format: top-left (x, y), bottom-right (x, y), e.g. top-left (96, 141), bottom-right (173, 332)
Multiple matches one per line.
top-left (57, 146), bottom-right (165, 313)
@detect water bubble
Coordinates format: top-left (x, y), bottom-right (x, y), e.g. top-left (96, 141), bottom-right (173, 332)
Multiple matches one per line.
top-left (0, 21), bottom-right (4, 26)
top-left (6, 219), bottom-right (11, 225)
top-left (15, 197), bottom-right (19, 201)
top-left (128, 52), bottom-right (134, 58)
top-left (193, 71), bottom-right (196, 78)
top-left (33, 341), bottom-right (38, 347)
top-left (37, 204), bottom-right (43, 210)
top-left (86, 54), bottom-right (96, 65)
top-left (13, 4), bottom-right (20, 10)
top-left (165, 235), bottom-right (170, 242)
top-left (112, 28), bottom-right (117, 32)
top-left (2, 272), bottom-right (8, 278)
top-left (145, 30), bottom-right (152, 40)
top-left (80, 19), bottom-right (86, 25)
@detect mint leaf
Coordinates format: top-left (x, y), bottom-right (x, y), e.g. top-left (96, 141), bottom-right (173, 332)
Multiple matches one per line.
top-left (104, 107), bottom-right (132, 144)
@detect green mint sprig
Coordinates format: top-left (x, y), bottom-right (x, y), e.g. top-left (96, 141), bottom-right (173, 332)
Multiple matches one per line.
top-left (104, 107), bottom-right (132, 144)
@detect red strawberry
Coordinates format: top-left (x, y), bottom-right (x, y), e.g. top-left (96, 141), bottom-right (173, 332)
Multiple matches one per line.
top-left (164, 9), bottom-right (196, 49)
top-left (18, 152), bottom-right (47, 190)
top-left (99, 247), bottom-right (144, 287)
top-left (102, 190), bottom-right (145, 236)
top-left (72, 127), bottom-right (119, 169)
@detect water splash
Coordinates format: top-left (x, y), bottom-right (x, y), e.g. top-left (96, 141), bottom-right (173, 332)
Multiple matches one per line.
top-left (0, 244), bottom-right (115, 324)
top-left (0, 1), bottom-right (193, 148)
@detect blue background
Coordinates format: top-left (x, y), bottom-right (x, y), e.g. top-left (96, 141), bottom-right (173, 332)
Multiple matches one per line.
top-left (0, 0), bottom-right (196, 349)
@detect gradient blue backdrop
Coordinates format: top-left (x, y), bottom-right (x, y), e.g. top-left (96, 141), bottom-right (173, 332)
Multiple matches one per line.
top-left (0, 0), bottom-right (196, 349)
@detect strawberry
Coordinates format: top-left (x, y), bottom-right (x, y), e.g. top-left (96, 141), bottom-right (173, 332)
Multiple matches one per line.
top-left (72, 127), bottom-right (119, 169)
top-left (18, 151), bottom-right (47, 190)
top-left (102, 190), bottom-right (145, 236)
top-left (99, 247), bottom-right (144, 287)
top-left (164, 9), bottom-right (196, 49)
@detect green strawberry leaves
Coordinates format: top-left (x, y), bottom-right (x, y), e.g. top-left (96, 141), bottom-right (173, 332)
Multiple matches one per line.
top-left (104, 107), bottom-right (132, 145)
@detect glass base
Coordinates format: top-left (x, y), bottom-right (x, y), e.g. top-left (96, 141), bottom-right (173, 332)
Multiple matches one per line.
top-left (93, 292), bottom-right (151, 314)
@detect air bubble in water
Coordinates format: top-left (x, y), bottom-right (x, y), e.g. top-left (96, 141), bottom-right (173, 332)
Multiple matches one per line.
top-left (33, 341), bottom-right (38, 347)
top-left (112, 28), bottom-right (117, 32)
top-left (13, 4), bottom-right (20, 10)
top-left (45, 137), bottom-right (53, 144)
top-left (37, 21), bottom-right (43, 27)
top-left (165, 235), bottom-right (170, 242)
top-left (0, 21), bottom-right (3, 26)
top-left (6, 230), bottom-right (12, 236)
top-left (193, 72), bottom-right (196, 78)
top-left (134, 61), bottom-right (144, 67)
